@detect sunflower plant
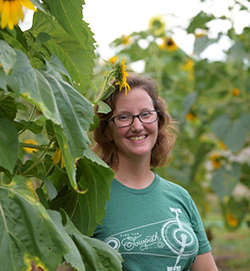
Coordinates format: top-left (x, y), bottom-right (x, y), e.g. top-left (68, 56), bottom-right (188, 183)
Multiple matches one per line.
top-left (0, 1), bottom-right (123, 271)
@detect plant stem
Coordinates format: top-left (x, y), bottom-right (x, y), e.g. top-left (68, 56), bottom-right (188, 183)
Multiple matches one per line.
top-left (94, 69), bottom-right (115, 103)
top-left (20, 142), bottom-right (56, 151)
top-left (22, 137), bottom-right (55, 176)
top-left (18, 105), bottom-right (37, 136)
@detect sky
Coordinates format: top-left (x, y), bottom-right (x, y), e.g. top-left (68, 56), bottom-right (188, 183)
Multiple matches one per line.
top-left (83, 0), bottom-right (250, 61)
top-left (20, 0), bottom-right (250, 62)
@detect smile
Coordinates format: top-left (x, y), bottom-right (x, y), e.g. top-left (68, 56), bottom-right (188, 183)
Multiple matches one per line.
top-left (129, 135), bottom-right (146, 141)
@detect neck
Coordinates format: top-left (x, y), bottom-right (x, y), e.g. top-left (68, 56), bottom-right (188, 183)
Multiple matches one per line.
top-left (112, 155), bottom-right (154, 189)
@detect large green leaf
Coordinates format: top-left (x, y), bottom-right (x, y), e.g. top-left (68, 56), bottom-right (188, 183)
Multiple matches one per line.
top-left (13, 120), bottom-right (43, 134)
top-left (194, 35), bottom-right (220, 55)
top-left (0, 95), bottom-right (17, 120)
top-left (0, 177), bottom-right (69, 271)
top-left (211, 163), bottom-right (241, 201)
top-left (6, 49), bottom-right (94, 191)
top-left (7, 50), bottom-right (61, 124)
top-left (0, 40), bottom-right (16, 75)
top-left (47, 0), bottom-right (87, 48)
top-left (62, 210), bottom-right (123, 271)
top-left (48, 210), bottom-right (86, 271)
top-left (0, 118), bottom-right (19, 173)
top-left (212, 112), bottom-right (250, 151)
top-left (181, 91), bottom-right (198, 122)
top-left (29, 10), bottom-right (95, 94)
top-left (0, 72), bottom-right (7, 91)
top-left (50, 148), bottom-right (114, 236)
top-left (186, 11), bottom-right (215, 33)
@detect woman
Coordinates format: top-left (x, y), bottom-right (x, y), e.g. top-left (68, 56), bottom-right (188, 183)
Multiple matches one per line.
top-left (93, 73), bottom-right (218, 271)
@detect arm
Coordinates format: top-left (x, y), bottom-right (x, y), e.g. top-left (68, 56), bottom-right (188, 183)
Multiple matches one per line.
top-left (190, 251), bottom-right (218, 271)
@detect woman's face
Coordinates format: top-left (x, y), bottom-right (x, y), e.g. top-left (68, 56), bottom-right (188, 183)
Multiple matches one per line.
top-left (107, 87), bottom-right (158, 163)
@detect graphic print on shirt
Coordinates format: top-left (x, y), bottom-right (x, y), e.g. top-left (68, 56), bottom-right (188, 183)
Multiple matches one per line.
top-left (104, 207), bottom-right (199, 271)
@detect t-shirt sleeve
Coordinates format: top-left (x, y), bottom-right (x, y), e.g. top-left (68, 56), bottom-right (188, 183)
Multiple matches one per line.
top-left (188, 194), bottom-right (211, 255)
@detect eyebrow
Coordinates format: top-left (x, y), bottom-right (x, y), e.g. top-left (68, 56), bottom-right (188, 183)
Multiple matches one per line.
top-left (115, 108), bottom-right (154, 115)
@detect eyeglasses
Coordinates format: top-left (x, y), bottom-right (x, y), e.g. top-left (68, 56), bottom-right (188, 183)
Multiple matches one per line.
top-left (107, 110), bottom-right (159, 128)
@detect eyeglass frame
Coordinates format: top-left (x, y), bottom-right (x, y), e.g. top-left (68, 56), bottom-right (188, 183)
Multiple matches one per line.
top-left (107, 110), bottom-right (160, 128)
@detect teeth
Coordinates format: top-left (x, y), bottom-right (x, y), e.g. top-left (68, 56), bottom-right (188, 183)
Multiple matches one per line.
top-left (130, 135), bottom-right (146, 141)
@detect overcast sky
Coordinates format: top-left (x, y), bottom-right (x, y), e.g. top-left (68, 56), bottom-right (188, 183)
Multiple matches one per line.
top-left (83, 0), bottom-right (250, 60)
top-left (20, 0), bottom-right (250, 61)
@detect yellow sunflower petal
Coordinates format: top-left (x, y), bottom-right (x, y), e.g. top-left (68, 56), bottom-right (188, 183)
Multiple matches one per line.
top-left (0, 0), bottom-right (4, 13)
top-left (1, 1), bottom-right (11, 29)
top-left (23, 139), bottom-right (38, 154)
top-left (60, 155), bottom-right (65, 169)
top-left (52, 148), bottom-right (61, 165)
top-left (20, 0), bottom-right (36, 10)
top-left (109, 56), bottom-right (119, 64)
top-left (10, 1), bottom-right (22, 26)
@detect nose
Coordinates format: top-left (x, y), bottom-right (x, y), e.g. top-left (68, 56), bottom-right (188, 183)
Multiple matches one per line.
top-left (131, 116), bottom-right (143, 132)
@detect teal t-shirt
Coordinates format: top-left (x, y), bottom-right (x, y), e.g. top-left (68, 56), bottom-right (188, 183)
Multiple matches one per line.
top-left (93, 174), bottom-right (211, 271)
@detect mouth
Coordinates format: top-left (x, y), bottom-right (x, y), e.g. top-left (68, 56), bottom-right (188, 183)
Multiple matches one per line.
top-left (129, 135), bottom-right (147, 141)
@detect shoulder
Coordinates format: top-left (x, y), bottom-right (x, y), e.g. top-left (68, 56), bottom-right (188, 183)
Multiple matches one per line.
top-left (157, 175), bottom-right (189, 194)
top-left (156, 174), bottom-right (193, 202)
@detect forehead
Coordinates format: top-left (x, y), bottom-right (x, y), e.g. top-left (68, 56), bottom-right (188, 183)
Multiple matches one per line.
top-left (113, 87), bottom-right (154, 113)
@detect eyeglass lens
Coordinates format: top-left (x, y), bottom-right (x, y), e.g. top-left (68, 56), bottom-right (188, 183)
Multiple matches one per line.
top-left (114, 111), bottom-right (158, 127)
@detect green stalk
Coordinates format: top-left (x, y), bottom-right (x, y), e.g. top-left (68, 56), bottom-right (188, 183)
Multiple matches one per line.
top-left (22, 137), bottom-right (55, 176)
top-left (18, 105), bottom-right (37, 136)
top-left (94, 68), bottom-right (116, 103)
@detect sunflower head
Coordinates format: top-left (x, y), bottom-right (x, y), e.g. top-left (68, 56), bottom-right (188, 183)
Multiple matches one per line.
top-left (185, 105), bottom-right (198, 121)
top-left (108, 56), bottom-right (119, 64)
top-left (159, 37), bottom-right (178, 52)
top-left (148, 15), bottom-right (166, 36)
top-left (121, 35), bottom-right (131, 46)
top-left (231, 87), bottom-right (240, 96)
top-left (225, 213), bottom-right (238, 228)
top-left (209, 153), bottom-right (222, 169)
top-left (113, 59), bottom-right (131, 95)
top-left (0, 0), bottom-right (37, 30)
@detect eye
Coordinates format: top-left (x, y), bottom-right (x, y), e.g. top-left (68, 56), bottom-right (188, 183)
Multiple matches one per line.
top-left (116, 114), bottom-right (130, 121)
top-left (140, 111), bottom-right (152, 119)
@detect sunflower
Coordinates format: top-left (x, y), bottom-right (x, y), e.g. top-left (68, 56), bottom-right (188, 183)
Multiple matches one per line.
top-left (159, 37), bottom-right (178, 52)
top-left (0, 0), bottom-right (36, 30)
top-left (115, 59), bottom-right (131, 95)
top-left (185, 105), bottom-right (198, 121)
top-left (225, 213), bottom-right (238, 228)
top-left (182, 59), bottom-right (194, 80)
top-left (231, 87), bottom-right (240, 96)
top-left (52, 148), bottom-right (65, 169)
top-left (121, 35), bottom-right (131, 46)
top-left (148, 15), bottom-right (166, 36)
top-left (108, 56), bottom-right (119, 64)
top-left (23, 139), bottom-right (38, 154)
top-left (209, 153), bottom-right (222, 169)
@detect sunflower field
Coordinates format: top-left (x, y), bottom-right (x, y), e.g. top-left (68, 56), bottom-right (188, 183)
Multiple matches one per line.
top-left (0, 0), bottom-right (250, 271)
top-left (96, 1), bottom-right (250, 232)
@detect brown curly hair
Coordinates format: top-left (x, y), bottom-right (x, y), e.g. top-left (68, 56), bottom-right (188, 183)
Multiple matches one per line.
top-left (92, 72), bottom-right (178, 168)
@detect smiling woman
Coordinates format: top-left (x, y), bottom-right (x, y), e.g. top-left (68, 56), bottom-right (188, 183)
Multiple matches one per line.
top-left (0, 0), bottom-right (36, 30)
top-left (92, 72), bottom-right (219, 271)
